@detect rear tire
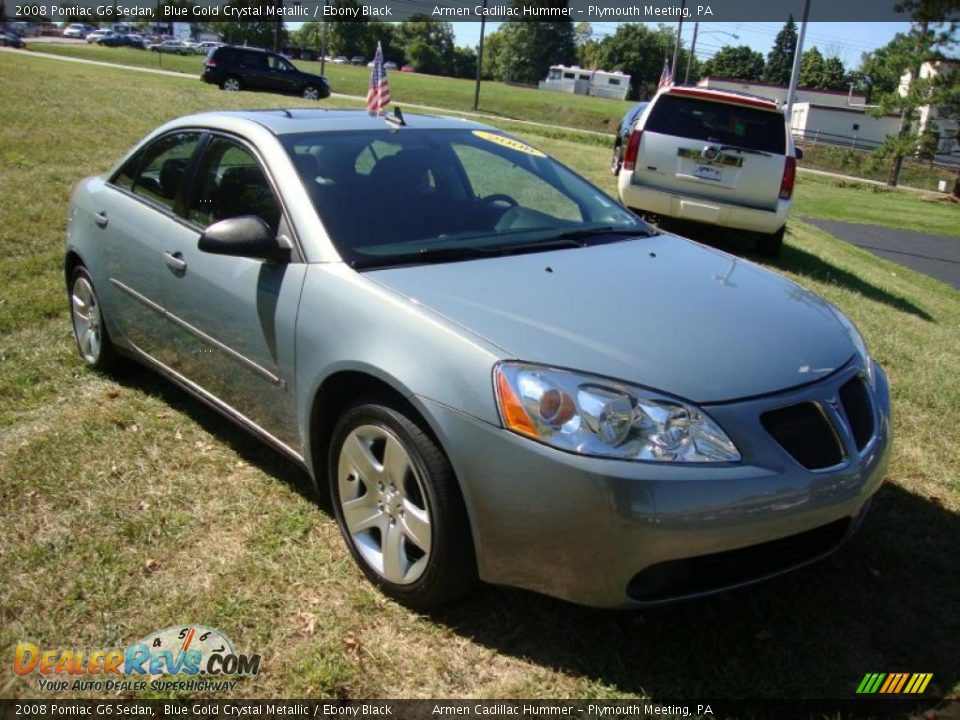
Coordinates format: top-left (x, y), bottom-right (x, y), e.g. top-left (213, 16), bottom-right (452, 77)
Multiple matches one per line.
top-left (757, 226), bottom-right (785, 258)
top-left (329, 401), bottom-right (476, 610)
top-left (69, 266), bottom-right (120, 373)
top-left (221, 76), bottom-right (242, 92)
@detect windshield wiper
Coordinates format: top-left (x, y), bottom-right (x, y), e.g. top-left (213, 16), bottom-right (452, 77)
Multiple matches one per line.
top-left (555, 226), bottom-right (659, 241)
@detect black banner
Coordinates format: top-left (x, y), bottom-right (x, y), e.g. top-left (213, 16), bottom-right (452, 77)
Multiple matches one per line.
top-left (1, 699), bottom-right (958, 720)
top-left (8, 0), bottom-right (960, 23)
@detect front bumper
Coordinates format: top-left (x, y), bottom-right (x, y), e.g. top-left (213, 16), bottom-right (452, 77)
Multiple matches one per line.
top-left (422, 362), bottom-right (891, 608)
top-left (618, 173), bottom-right (791, 234)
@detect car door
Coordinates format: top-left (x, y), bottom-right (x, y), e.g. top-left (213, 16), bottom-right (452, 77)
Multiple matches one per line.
top-left (100, 130), bottom-right (202, 368)
top-left (238, 49), bottom-right (270, 89)
top-left (161, 133), bottom-right (306, 452)
top-left (266, 55), bottom-right (299, 94)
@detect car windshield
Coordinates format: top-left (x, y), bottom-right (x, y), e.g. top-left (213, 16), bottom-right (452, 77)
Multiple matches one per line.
top-left (645, 94), bottom-right (786, 154)
top-left (281, 129), bottom-right (652, 268)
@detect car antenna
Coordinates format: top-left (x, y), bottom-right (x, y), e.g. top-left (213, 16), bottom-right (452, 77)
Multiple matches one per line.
top-left (385, 107), bottom-right (405, 127)
top-left (280, 109), bottom-right (293, 118)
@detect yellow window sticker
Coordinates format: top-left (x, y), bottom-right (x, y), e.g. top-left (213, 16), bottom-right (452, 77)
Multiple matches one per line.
top-left (472, 130), bottom-right (546, 158)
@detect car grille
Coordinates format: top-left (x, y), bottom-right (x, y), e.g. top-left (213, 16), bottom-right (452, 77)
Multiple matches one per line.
top-left (760, 374), bottom-right (877, 470)
top-left (839, 376), bottom-right (875, 451)
top-left (626, 518), bottom-right (851, 602)
top-left (761, 402), bottom-right (844, 470)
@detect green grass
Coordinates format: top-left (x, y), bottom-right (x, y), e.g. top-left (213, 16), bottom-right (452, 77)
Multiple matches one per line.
top-left (25, 41), bottom-right (631, 134)
top-left (793, 172), bottom-right (960, 236)
top-left (1, 52), bottom-right (959, 702)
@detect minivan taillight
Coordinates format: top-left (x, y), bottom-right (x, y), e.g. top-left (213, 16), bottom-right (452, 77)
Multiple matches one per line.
top-left (623, 130), bottom-right (643, 172)
top-left (779, 156), bottom-right (796, 200)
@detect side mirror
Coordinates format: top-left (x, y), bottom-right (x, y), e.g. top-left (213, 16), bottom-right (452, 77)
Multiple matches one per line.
top-left (795, 147), bottom-right (804, 161)
top-left (198, 216), bottom-right (290, 262)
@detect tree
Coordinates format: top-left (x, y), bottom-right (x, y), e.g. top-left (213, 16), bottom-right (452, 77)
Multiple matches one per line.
top-left (495, 1), bottom-right (575, 85)
top-left (480, 29), bottom-right (504, 80)
top-left (208, 0), bottom-right (281, 48)
top-left (852, 33), bottom-right (917, 102)
top-left (596, 23), bottom-right (686, 99)
top-left (325, 0), bottom-right (371, 58)
top-left (763, 16), bottom-right (797, 85)
top-left (394, 17), bottom-right (455, 75)
top-left (866, 10), bottom-right (959, 187)
top-left (798, 47), bottom-right (847, 90)
top-left (449, 45), bottom-right (478, 79)
top-left (574, 21), bottom-right (592, 47)
top-left (290, 21), bottom-right (323, 50)
top-left (701, 45), bottom-right (764, 81)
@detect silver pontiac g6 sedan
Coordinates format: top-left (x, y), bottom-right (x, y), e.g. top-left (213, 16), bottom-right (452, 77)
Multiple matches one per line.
top-left (66, 110), bottom-right (891, 610)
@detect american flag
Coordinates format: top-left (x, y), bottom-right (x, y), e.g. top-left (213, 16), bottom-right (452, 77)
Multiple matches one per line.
top-left (657, 59), bottom-right (673, 90)
top-left (366, 42), bottom-right (391, 116)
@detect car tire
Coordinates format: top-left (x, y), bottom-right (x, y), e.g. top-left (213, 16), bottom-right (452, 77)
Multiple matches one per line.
top-left (221, 76), bottom-right (242, 92)
top-left (611, 141), bottom-right (623, 176)
top-left (756, 226), bottom-right (785, 259)
top-left (329, 401), bottom-right (476, 610)
top-left (69, 266), bottom-right (120, 373)
top-left (302, 85), bottom-right (321, 100)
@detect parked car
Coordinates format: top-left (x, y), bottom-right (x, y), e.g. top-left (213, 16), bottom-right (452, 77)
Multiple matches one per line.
top-left (202, 45), bottom-right (330, 100)
top-left (86, 29), bottom-right (112, 43)
top-left (610, 101), bottom-right (649, 176)
top-left (123, 34), bottom-right (147, 50)
top-left (1, 31), bottom-right (25, 48)
top-left (349, 55), bottom-right (365, 65)
top-left (148, 40), bottom-right (189, 55)
top-left (65, 109), bottom-right (889, 611)
top-left (62, 23), bottom-right (95, 39)
top-left (384, 61), bottom-right (397, 70)
top-left (400, 64), bottom-right (415, 73)
top-left (615, 86), bottom-right (802, 258)
top-left (97, 33), bottom-right (127, 47)
top-left (332, 55), bottom-right (347, 64)
top-left (195, 41), bottom-right (221, 54)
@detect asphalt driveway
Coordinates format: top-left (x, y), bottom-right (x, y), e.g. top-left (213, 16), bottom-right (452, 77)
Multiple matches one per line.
top-left (805, 218), bottom-right (960, 290)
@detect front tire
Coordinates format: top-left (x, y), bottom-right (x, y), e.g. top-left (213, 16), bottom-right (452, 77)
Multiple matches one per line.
top-left (329, 402), bottom-right (476, 610)
top-left (757, 226), bottom-right (785, 259)
top-left (302, 84), bottom-right (321, 100)
top-left (69, 266), bottom-right (119, 372)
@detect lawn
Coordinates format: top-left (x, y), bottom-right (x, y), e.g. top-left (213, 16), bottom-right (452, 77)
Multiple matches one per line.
top-left (24, 42), bottom-right (631, 134)
top-left (1, 52), bottom-right (958, 702)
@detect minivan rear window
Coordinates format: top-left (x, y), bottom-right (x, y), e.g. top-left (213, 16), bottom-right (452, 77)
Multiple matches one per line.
top-left (645, 95), bottom-right (786, 154)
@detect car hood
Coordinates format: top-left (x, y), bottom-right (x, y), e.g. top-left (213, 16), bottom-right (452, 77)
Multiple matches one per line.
top-left (365, 234), bottom-right (855, 404)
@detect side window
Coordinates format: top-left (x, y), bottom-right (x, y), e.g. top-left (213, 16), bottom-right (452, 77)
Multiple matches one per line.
top-left (453, 142), bottom-right (582, 222)
top-left (187, 137), bottom-right (281, 233)
top-left (111, 150), bottom-right (142, 191)
top-left (269, 55), bottom-right (293, 72)
top-left (129, 132), bottom-right (201, 212)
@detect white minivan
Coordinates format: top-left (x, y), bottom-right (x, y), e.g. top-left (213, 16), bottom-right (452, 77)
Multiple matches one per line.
top-left (616, 86), bottom-right (800, 257)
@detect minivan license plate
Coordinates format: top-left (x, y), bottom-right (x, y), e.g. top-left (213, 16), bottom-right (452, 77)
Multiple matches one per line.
top-left (693, 164), bottom-right (722, 182)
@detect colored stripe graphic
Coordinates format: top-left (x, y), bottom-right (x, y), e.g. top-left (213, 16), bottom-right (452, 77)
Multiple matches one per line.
top-left (857, 673), bottom-right (932, 694)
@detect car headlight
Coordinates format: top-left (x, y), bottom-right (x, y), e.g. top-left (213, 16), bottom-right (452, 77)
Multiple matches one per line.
top-left (828, 305), bottom-right (875, 386)
top-left (494, 362), bottom-right (740, 462)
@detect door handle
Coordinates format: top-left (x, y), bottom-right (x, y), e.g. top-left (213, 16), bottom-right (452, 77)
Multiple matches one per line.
top-left (163, 251), bottom-right (188, 274)
top-left (94, 211), bottom-right (108, 228)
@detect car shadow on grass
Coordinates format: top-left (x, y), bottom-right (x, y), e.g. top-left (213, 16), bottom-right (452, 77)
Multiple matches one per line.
top-left (430, 482), bottom-right (958, 700)
top-left (111, 363), bottom-right (327, 512)
top-left (662, 221), bottom-right (934, 323)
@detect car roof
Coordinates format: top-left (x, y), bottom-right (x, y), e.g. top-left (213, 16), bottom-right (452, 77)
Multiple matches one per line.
top-left (170, 108), bottom-right (496, 136)
top-left (661, 86), bottom-right (781, 112)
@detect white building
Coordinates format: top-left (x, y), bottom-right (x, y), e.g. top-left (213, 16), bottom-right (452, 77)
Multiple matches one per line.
top-left (540, 66), bottom-right (631, 101)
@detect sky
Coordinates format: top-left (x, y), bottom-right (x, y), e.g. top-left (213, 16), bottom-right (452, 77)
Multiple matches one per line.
top-left (451, 21), bottom-right (912, 70)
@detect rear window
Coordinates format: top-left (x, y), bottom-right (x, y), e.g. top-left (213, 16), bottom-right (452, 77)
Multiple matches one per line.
top-left (645, 95), bottom-right (786, 154)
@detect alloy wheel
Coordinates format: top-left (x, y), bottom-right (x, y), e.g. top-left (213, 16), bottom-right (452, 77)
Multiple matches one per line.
top-left (71, 276), bottom-right (102, 364)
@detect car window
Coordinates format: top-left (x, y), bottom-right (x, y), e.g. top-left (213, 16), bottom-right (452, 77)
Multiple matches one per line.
top-left (645, 95), bottom-right (786, 154)
top-left (243, 51), bottom-right (267, 68)
top-left (187, 136), bottom-right (281, 233)
top-left (128, 131), bottom-right (201, 211)
top-left (269, 55), bottom-right (294, 72)
top-left (452, 143), bottom-right (581, 223)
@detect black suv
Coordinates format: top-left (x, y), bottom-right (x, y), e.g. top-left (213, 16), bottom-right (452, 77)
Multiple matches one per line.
top-left (202, 46), bottom-right (331, 100)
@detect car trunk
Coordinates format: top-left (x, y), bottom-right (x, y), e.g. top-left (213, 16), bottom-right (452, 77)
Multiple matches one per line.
top-left (632, 92), bottom-right (787, 212)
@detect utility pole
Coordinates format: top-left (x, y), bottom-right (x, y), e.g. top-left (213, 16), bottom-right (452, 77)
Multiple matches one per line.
top-left (320, 0), bottom-right (329, 75)
top-left (785, 0), bottom-right (811, 121)
top-left (473, 0), bottom-right (487, 111)
top-left (671, 0), bottom-right (686, 79)
top-left (274, 0), bottom-right (282, 52)
top-left (889, 21), bottom-right (929, 187)
top-left (684, 21), bottom-right (698, 85)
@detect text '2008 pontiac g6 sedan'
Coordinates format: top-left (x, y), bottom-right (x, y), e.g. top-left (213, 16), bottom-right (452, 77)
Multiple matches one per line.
top-left (65, 109), bottom-right (890, 609)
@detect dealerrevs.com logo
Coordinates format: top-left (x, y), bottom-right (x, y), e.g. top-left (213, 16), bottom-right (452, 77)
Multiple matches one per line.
top-left (14, 625), bottom-right (261, 693)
